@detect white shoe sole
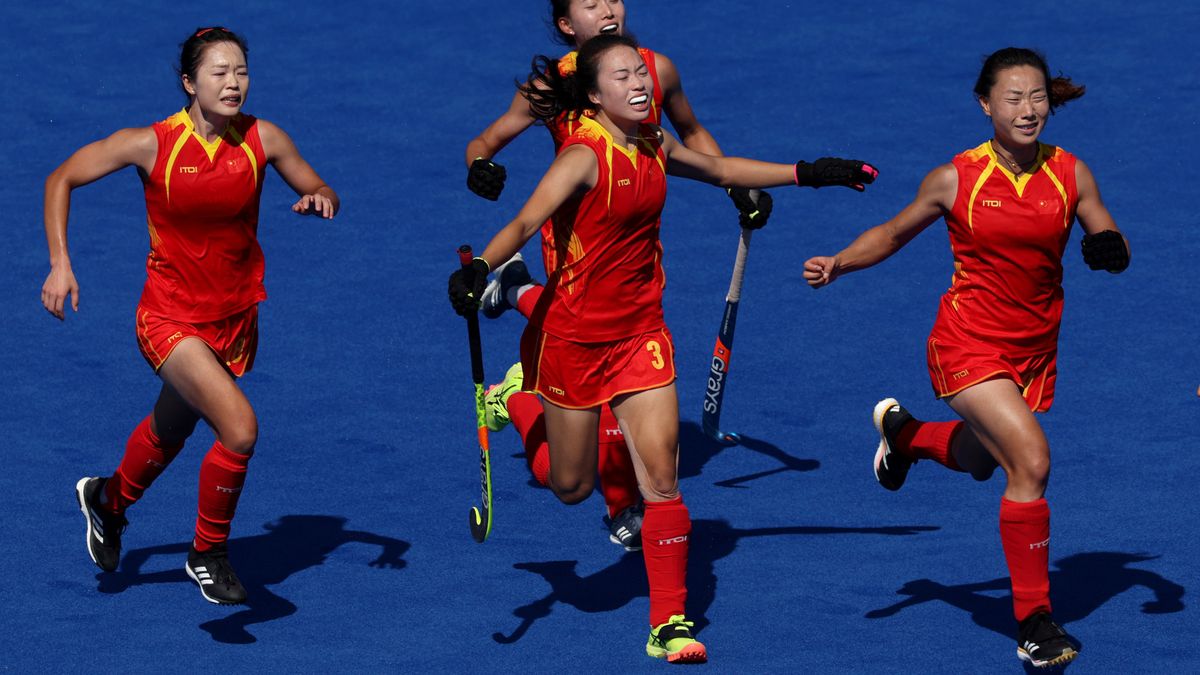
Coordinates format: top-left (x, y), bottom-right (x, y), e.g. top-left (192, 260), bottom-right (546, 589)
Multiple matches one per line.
top-left (872, 398), bottom-right (899, 484)
top-left (75, 477), bottom-right (103, 569)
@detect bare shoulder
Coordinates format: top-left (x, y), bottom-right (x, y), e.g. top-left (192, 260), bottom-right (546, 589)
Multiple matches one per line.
top-left (916, 162), bottom-right (958, 209)
top-left (923, 162), bottom-right (958, 191)
top-left (103, 126), bottom-right (158, 168)
top-left (558, 142), bottom-right (598, 165)
top-left (254, 117), bottom-right (285, 141)
top-left (649, 50), bottom-right (675, 70)
top-left (253, 118), bottom-right (298, 159)
top-left (109, 125), bottom-right (157, 150)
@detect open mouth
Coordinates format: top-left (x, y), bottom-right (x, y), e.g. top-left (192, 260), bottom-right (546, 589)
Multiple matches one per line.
top-left (221, 95), bottom-right (242, 105)
top-left (629, 94), bottom-right (648, 106)
top-left (600, 23), bottom-right (619, 34)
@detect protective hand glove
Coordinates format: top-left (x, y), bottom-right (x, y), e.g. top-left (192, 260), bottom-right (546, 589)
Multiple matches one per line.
top-left (467, 158), bottom-right (507, 201)
top-left (448, 257), bottom-right (490, 315)
top-left (726, 188), bottom-right (773, 230)
top-left (794, 158), bottom-right (879, 191)
top-left (1081, 230), bottom-right (1129, 273)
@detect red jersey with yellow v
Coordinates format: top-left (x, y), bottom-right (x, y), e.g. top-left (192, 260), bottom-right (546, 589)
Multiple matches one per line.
top-left (537, 116), bottom-right (668, 342)
top-left (140, 110), bottom-right (268, 322)
top-left (939, 141), bottom-right (1080, 356)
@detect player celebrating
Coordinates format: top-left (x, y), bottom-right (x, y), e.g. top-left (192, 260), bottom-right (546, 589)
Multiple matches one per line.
top-left (450, 34), bottom-right (876, 663)
top-left (44, 27), bottom-right (338, 605)
top-left (803, 47), bottom-right (1128, 668)
top-left (465, 0), bottom-right (778, 550)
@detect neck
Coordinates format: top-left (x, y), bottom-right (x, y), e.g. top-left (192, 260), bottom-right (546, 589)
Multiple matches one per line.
top-left (594, 110), bottom-right (641, 148)
top-left (991, 138), bottom-right (1038, 170)
top-left (188, 103), bottom-right (234, 141)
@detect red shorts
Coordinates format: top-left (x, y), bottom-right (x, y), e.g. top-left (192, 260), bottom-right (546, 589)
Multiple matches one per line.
top-left (521, 326), bottom-right (676, 409)
top-left (927, 330), bottom-right (1056, 412)
top-left (136, 303), bottom-right (259, 377)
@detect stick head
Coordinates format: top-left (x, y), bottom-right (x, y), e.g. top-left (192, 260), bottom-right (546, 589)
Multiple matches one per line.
top-left (469, 506), bottom-right (491, 543)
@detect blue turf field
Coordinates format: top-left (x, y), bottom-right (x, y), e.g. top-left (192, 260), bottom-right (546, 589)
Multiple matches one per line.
top-left (3, 1), bottom-right (1198, 672)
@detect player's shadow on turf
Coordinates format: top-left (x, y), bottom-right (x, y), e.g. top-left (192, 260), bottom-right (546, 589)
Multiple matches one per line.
top-left (679, 421), bottom-right (820, 487)
top-left (865, 551), bottom-right (1184, 668)
top-left (493, 518), bottom-right (938, 643)
top-left (96, 514), bottom-right (409, 644)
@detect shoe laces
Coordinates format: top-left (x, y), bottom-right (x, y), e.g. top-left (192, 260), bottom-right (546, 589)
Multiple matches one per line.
top-left (200, 546), bottom-right (240, 586)
top-left (1020, 612), bottom-right (1067, 644)
top-left (98, 508), bottom-right (128, 539)
top-left (652, 615), bottom-right (696, 643)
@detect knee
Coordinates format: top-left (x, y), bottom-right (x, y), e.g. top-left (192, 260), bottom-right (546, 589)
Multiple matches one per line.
top-left (639, 470), bottom-right (678, 502)
top-left (551, 476), bottom-right (594, 505)
top-left (217, 414), bottom-right (258, 455)
top-left (1005, 447), bottom-right (1050, 490)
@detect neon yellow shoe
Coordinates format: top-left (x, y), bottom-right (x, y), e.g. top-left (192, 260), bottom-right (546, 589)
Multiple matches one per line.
top-left (646, 615), bottom-right (707, 664)
top-left (484, 362), bottom-right (524, 432)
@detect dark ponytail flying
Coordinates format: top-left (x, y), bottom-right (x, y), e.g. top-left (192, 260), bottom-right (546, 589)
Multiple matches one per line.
top-left (973, 47), bottom-right (1085, 112)
top-left (521, 33), bottom-right (639, 126)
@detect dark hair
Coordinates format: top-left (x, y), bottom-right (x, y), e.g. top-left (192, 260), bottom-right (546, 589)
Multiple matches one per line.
top-left (973, 47), bottom-right (1085, 112)
top-left (177, 27), bottom-right (249, 99)
top-left (548, 0), bottom-right (576, 47)
top-left (522, 33), bottom-right (639, 125)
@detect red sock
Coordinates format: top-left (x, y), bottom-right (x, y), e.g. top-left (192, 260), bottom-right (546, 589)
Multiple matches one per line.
top-left (508, 391), bottom-right (550, 486)
top-left (598, 441), bottom-right (639, 518)
top-left (641, 495), bottom-right (691, 627)
top-left (516, 284), bottom-right (543, 319)
top-left (596, 407), bottom-right (638, 518)
top-left (999, 497), bottom-right (1052, 621)
top-left (194, 441), bottom-right (251, 551)
top-left (895, 420), bottom-right (965, 471)
top-left (104, 415), bottom-right (184, 514)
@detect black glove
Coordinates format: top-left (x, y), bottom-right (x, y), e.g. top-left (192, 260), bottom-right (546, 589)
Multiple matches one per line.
top-left (448, 257), bottom-right (490, 315)
top-left (1081, 230), bottom-right (1129, 273)
top-left (794, 158), bottom-right (879, 191)
top-left (467, 158), bottom-right (507, 201)
top-left (726, 188), bottom-right (773, 230)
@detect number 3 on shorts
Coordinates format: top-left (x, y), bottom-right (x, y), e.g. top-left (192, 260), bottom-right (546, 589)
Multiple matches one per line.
top-left (645, 340), bottom-right (665, 370)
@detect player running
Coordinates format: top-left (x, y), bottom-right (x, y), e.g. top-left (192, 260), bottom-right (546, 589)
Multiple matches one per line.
top-left (450, 34), bottom-right (875, 663)
top-left (803, 47), bottom-right (1128, 668)
top-left (43, 27), bottom-right (338, 605)
top-left (465, 0), bottom-right (823, 550)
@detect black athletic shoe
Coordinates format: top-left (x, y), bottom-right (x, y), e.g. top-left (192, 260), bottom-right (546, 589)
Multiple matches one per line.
top-left (186, 544), bottom-right (247, 605)
top-left (605, 503), bottom-right (643, 552)
top-left (75, 477), bottom-right (126, 572)
top-left (1017, 611), bottom-right (1078, 668)
top-left (872, 398), bottom-right (916, 491)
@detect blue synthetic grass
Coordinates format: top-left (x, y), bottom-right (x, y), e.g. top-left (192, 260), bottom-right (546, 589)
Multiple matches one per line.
top-left (2, 1), bottom-right (1198, 672)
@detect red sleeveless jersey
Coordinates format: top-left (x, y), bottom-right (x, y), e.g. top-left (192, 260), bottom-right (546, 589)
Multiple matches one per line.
top-left (936, 141), bottom-right (1080, 356)
top-left (534, 116), bottom-right (668, 342)
top-left (546, 47), bottom-right (663, 150)
top-left (139, 110), bottom-right (268, 322)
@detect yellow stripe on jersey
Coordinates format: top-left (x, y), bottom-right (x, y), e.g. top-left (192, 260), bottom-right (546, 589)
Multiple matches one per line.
top-left (966, 162), bottom-right (997, 233)
top-left (162, 128), bottom-right (192, 204)
top-left (564, 232), bottom-right (585, 295)
top-left (1040, 161), bottom-right (1071, 229)
top-left (224, 125), bottom-right (259, 189)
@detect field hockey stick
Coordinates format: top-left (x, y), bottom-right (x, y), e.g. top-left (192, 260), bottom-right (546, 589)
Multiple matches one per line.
top-left (458, 245), bottom-right (493, 543)
top-left (701, 226), bottom-right (752, 446)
